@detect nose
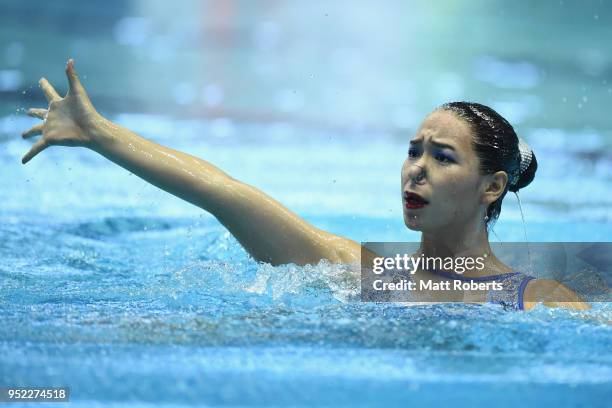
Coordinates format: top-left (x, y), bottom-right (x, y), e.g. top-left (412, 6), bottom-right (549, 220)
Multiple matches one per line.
top-left (406, 163), bottom-right (426, 183)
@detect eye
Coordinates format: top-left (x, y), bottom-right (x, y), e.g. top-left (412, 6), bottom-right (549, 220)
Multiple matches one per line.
top-left (434, 152), bottom-right (454, 163)
top-left (408, 147), bottom-right (420, 158)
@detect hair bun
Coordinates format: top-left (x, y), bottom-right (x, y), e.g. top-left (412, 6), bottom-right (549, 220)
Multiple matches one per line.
top-left (509, 137), bottom-right (537, 193)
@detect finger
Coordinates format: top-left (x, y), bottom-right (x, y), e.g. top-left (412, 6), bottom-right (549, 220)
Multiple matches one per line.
top-left (39, 77), bottom-right (61, 102)
top-left (27, 108), bottom-right (48, 120)
top-left (22, 123), bottom-right (44, 139)
top-left (65, 59), bottom-right (85, 95)
top-left (22, 138), bottom-right (48, 164)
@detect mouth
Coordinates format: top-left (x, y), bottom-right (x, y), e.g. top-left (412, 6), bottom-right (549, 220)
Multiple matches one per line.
top-left (404, 191), bottom-right (429, 209)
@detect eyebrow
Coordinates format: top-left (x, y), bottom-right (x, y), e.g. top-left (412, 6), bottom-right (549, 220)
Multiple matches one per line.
top-left (409, 138), bottom-right (456, 151)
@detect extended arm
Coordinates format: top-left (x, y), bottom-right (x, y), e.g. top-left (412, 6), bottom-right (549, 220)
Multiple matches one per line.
top-left (90, 118), bottom-right (360, 265)
top-left (21, 60), bottom-right (361, 266)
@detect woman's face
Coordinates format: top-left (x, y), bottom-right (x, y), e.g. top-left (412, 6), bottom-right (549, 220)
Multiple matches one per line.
top-left (401, 110), bottom-right (486, 232)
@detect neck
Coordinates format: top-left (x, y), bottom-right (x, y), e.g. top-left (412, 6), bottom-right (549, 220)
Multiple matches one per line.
top-left (417, 217), bottom-right (512, 277)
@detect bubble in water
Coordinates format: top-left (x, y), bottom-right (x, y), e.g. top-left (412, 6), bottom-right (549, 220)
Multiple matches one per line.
top-left (114, 17), bottom-right (150, 46)
top-left (0, 69), bottom-right (23, 90)
top-left (5, 42), bottom-right (24, 66)
top-left (201, 84), bottom-right (223, 107)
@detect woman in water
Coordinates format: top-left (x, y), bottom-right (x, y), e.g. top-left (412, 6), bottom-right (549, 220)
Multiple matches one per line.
top-left (21, 60), bottom-right (588, 310)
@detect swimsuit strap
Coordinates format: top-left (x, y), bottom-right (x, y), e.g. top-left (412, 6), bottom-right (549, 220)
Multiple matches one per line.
top-left (486, 273), bottom-right (536, 310)
top-left (426, 269), bottom-right (536, 310)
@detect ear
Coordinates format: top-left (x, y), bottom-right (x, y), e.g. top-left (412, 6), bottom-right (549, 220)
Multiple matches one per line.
top-left (481, 171), bottom-right (508, 205)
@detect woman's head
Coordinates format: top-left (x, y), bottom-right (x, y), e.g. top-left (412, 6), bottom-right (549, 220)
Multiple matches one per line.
top-left (401, 101), bottom-right (537, 232)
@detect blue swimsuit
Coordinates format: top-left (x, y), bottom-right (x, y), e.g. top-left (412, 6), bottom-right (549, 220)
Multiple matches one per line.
top-left (426, 269), bottom-right (536, 310)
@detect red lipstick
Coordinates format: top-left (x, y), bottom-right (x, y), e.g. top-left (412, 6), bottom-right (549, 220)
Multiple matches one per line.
top-left (404, 192), bottom-right (429, 209)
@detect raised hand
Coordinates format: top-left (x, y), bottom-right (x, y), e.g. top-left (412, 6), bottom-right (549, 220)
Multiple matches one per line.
top-left (21, 59), bottom-right (101, 164)
top-left (18, 60), bottom-right (361, 267)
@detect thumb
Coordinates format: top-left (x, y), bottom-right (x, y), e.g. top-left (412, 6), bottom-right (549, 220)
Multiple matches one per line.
top-left (65, 59), bottom-right (85, 95)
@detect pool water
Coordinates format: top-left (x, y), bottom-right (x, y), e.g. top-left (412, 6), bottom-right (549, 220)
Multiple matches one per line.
top-left (2, 0), bottom-right (612, 406)
top-left (2, 115), bottom-right (611, 407)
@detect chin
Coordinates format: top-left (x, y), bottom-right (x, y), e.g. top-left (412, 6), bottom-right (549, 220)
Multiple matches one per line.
top-left (403, 213), bottom-right (424, 231)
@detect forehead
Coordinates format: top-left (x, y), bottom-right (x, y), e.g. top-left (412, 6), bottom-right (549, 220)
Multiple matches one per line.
top-left (413, 110), bottom-right (474, 152)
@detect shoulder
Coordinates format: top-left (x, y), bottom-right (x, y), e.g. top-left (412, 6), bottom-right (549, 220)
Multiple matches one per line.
top-left (523, 278), bottom-right (590, 311)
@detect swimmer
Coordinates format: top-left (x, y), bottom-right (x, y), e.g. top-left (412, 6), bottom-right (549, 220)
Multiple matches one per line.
top-left (20, 60), bottom-right (589, 311)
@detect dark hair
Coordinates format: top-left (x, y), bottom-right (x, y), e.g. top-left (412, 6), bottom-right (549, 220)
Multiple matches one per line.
top-left (438, 101), bottom-right (538, 227)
